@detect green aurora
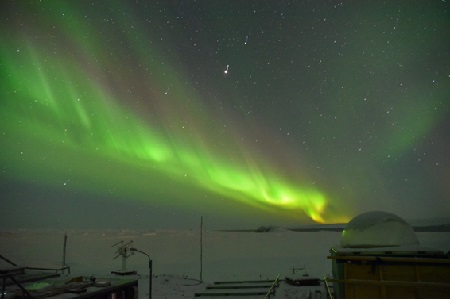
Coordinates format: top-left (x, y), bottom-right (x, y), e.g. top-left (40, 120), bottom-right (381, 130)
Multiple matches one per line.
top-left (1, 1), bottom-right (333, 223)
top-left (1, 1), bottom-right (449, 227)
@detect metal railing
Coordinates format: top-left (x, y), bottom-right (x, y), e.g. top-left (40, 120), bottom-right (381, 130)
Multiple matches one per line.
top-left (264, 274), bottom-right (280, 299)
top-left (323, 275), bottom-right (333, 299)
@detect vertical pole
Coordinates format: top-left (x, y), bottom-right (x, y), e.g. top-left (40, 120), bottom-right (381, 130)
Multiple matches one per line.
top-left (62, 233), bottom-right (67, 270)
top-left (200, 216), bottom-right (203, 282)
top-left (149, 259), bottom-right (152, 299)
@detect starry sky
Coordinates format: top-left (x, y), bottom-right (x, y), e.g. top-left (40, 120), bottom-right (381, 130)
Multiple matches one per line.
top-left (1, 0), bottom-right (449, 229)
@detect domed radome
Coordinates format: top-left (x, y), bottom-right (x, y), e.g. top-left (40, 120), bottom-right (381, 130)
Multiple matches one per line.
top-left (340, 211), bottom-right (419, 248)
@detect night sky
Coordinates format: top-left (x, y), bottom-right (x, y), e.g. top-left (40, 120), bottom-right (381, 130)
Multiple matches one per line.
top-left (1, 1), bottom-right (449, 229)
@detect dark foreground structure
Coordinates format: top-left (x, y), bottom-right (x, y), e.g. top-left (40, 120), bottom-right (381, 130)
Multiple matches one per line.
top-left (327, 211), bottom-right (450, 298)
top-left (328, 247), bottom-right (450, 298)
top-left (1, 265), bottom-right (138, 298)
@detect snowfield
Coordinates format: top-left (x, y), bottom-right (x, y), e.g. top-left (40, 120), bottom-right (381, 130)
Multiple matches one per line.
top-left (1, 229), bottom-right (449, 298)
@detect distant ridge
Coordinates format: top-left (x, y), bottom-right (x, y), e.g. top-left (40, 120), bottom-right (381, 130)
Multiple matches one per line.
top-left (215, 222), bottom-right (450, 233)
top-left (412, 224), bottom-right (450, 232)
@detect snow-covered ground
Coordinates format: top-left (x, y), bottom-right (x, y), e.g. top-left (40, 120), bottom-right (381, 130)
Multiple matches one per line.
top-left (1, 229), bottom-right (449, 298)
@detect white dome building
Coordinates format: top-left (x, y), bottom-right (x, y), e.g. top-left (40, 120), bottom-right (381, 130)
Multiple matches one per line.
top-left (340, 211), bottom-right (419, 248)
top-left (329, 212), bottom-right (450, 298)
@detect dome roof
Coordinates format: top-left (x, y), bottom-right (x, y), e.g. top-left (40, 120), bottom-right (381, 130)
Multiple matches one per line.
top-left (340, 211), bottom-right (419, 248)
